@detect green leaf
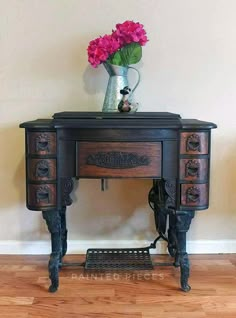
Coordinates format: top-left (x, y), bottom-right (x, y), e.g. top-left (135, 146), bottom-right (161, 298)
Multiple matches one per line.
top-left (121, 43), bottom-right (142, 65)
top-left (109, 51), bottom-right (122, 66)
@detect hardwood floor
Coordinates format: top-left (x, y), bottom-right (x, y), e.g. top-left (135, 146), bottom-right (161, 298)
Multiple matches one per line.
top-left (0, 254), bottom-right (236, 318)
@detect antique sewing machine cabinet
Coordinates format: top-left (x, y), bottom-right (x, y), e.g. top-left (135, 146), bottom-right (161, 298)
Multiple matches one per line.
top-left (20, 112), bottom-right (216, 293)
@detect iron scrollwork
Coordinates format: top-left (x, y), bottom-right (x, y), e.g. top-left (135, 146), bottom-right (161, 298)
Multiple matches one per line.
top-left (164, 180), bottom-right (178, 258)
top-left (148, 179), bottom-right (195, 292)
top-left (61, 178), bottom-right (74, 206)
top-left (175, 211), bottom-right (195, 292)
top-left (148, 179), bottom-right (176, 243)
top-left (164, 180), bottom-right (176, 210)
top-left (42, 209), bottom-right (61, 293)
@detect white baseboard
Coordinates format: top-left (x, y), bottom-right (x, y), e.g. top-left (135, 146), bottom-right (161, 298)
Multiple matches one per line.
top-left (0, 239), bottom-right (235, 255)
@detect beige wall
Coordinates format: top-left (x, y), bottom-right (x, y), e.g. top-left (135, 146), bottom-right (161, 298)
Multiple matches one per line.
top-left (1, 0), bottom-right (236, 246)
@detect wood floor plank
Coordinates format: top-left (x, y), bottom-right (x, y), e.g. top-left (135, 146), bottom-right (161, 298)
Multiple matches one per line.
top-left (0, 254), bottom-right (235, 318)
top-left (0, 297), bottom-right (34, 305)
top-left (28, 313), bottom-right (141, 318)
top-left (0, 314), bottom-right (28, 318)
top-left (33, 296), bottom-right (136, 306)
top-left (142, 313), bottom-right (206, 318)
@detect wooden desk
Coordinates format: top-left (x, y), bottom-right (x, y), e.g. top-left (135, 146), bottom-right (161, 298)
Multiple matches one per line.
top-left (20, 112), bottom-right (216, 292)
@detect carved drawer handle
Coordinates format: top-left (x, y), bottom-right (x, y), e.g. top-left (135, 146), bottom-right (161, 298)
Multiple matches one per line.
top-left (186, 134), bottom-right (201, 152)
top-left (185, 160), bottom-right (199, 177)
top-left (36, 186), bottom-right (50, 203)
top-left (36, 160), bottom-right (50, 178)
top-left (36, 134), bottom-right (50, 152)
top-left (186, 186), bottom-right (200, 203)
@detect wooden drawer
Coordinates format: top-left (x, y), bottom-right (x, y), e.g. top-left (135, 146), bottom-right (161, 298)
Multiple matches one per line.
top-left (181, 183), bottom-right (208, 207)
top-left (27, 159), bottom-right (56, 181)
top-left (77, 142), bottom-right (162, 178)
top-left (27, 184), bottom-right (56, 208)
top-left (180, 132), bottom-right (208, 154)
top-left (179, 158), bottom-right (208, 181)
top-left (27, 132), bottom-right (56, 155)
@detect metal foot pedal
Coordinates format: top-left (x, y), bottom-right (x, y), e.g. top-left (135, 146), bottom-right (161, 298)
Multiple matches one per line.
top-left (85, 247), bottom-right (153, 270)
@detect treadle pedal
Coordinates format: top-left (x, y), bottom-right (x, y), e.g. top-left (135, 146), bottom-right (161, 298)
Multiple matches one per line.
top-left (85, 247), bottom-right (153, 270)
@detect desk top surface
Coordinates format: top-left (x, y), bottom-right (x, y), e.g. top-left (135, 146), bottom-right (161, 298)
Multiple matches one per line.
top-left (20, 112), bottom-right (217, 130)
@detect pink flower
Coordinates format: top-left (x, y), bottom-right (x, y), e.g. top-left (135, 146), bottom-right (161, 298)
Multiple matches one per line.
top-left (101, 34), bottom-right (121, 54)
top-left (87, 21), bottom-right (148, 67)
top-left (113, 20), bottom-right (148, 46)
top-left (87, 34), bottom-right (120, 68)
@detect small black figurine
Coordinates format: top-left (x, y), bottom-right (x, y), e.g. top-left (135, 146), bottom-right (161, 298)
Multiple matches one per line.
top-left (118, 86), bottom-right (132, 112)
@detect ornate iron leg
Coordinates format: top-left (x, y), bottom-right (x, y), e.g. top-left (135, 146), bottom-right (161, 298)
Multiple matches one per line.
top-left (148, 179), bottom-right (177, 248)
top-left (175, 211), bottom-right (195, 292)
top-left (148, 179), bottom-right (168, 239)
top-left (168, 210), bottom-right (178, 260)
top-left (60, 207), bottom-right (67, 258)
top-left (60, 177), bottom-right (73, 260)
top-left (42, 209), bottom-right (62, 293)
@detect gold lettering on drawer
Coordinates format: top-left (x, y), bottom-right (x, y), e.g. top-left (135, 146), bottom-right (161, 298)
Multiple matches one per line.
top-left (77, 142), bottom-right (162, 178)
top-left (180, 132), bottom-right (208, 154)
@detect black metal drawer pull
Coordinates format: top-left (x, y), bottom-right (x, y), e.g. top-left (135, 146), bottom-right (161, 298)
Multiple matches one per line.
top-left (36, 134), bottom-right (50, 152)
top-left (185, 160), bottom-right (199, 177)
top-left (186, 186), bottom-right (200, 203)
top-left (36, 160), bottom-right (50, 178)
top-left (36, 186), bottom-right (50, 203)
top-left (186, 134), bottom-right (201, 152)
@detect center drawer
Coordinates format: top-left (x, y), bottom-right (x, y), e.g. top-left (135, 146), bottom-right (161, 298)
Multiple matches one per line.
top-left (76, 142), bottom-right (162, 178)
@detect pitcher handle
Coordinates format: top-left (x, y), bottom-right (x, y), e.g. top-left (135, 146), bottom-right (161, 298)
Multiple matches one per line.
top-left (127, 66), bottom-right (141, 100)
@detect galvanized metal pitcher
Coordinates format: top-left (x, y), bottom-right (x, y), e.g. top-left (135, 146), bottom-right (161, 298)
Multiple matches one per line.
top-left (102, 62), bottom-right (140, 112)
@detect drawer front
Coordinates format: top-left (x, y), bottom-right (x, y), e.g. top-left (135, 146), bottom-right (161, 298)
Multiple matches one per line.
top-left (27, 159), bottom-right (56, 181)
top-left (180, 132), bottom-right (208, 154)
top-left (27, 184), bottom-right (56, 208)
top-left (181, 183), bottom-right (208, 207)
top-left (77, 142), bottom-right (162, 178)
top-left (27, 132), bottom-right (56, 155)
top-left (179, 158), bottom-right (208, 181)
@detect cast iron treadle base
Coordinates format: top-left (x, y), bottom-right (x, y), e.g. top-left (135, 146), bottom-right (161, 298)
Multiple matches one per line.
top-left (85, 248), bottom-right (153, 270)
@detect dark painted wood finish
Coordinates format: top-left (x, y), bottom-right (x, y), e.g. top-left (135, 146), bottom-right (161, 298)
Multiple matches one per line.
top-left (20, 112), bottom-right (217, 292)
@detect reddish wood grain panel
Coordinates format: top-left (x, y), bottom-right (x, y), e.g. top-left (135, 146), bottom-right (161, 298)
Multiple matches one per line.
top-left (179, 158), bottom-right (208, 181)
top-left (77, 142), bottom-right (162, 178)
top-left (27, 184), bottom-right (56, 208)
top-left (180, 132), bottom-right (208, 154)
top-left (27, 159), bottom-right (56, 181)
top-left (28, 132), bottom-right (56, 155)
top-left (181, 183), bottom-right (208, 207)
